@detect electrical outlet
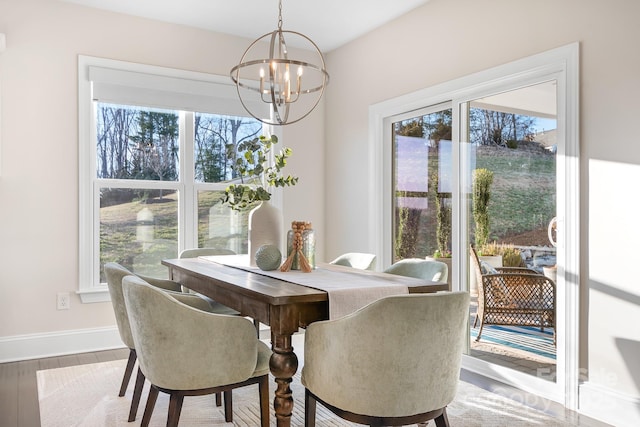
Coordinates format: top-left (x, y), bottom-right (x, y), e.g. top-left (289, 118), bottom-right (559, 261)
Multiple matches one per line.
top-left (57, 292), bottom-right (70, 310)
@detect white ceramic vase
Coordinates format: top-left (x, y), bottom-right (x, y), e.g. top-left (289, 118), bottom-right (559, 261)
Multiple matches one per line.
top-left (248, 201), bottom-right (283, 267)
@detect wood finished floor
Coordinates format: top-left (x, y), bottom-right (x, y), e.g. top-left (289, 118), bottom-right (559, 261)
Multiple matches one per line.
top-left (1, 345), bottom-right (611, 427)
top-left (0, 348), bottom-right (129, 427)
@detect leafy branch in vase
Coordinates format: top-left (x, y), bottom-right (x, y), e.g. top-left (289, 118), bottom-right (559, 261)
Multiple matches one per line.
top-left (222, 135), bottom-right (298, 211)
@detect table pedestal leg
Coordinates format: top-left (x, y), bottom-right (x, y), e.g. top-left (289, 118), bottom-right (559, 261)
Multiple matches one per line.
top-left (270, 333), bottom-right (298, 427)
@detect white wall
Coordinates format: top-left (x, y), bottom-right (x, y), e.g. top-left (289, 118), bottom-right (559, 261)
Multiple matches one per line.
top-left (324, 0), bottom-right (640, 424)
top-left (0, 0), bottom-right (324, 340)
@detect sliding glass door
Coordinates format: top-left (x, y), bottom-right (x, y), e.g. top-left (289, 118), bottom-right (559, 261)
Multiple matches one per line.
top-left (390, 82), bottom-right (560, 384)
top-left (461, 82), bottom-right (559, 384)
top-left (375, 45), bottom-right (579, 405)
top-left (391, 103), bottom-right (454, 288)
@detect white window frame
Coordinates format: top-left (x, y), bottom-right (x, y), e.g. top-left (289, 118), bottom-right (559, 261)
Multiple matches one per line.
top-left (369, 44), bottom-right (579, 409)
top-left (78, 55), bottom-right (270, 303)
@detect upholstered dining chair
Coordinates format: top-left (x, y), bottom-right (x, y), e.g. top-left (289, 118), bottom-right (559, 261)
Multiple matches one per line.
top-left (122, 275), bottom-right (271, 427)
top-left (329, 252), bottom-right (376, 270)
top-left (177, 247), bottom-right (237, 295)
top-left (301, 291), bottom-right (469, 427)
top-left (383, 258), bottom-right (448, 283)
top-left (104, 262), bottom-right (237, 421)
top-left (178, 247), bottom-right (262, 334)
top-left (178, 247), bottom-right (236, 259)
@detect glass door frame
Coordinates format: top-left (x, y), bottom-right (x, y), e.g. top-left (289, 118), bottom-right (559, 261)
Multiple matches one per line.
top-left (369, 43), bottom-right (579, 408)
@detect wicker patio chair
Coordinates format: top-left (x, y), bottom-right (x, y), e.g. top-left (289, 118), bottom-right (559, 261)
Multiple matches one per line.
top-left (470, 246), bottom-right (556, 345)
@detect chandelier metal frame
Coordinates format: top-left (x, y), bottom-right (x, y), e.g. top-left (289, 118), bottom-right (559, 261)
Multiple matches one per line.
top-left (230, 0), bottom-right (329, 125)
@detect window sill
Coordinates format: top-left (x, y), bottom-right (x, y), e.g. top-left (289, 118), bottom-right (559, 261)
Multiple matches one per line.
top-left (78, 285), bottom-right (111, 303)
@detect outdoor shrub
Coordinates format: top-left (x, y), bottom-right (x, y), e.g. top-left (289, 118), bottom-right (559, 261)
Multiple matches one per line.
top-left (478, 241), bottom-right (500, 256)
top-left (501, 245), bottom-right (525, 267)
top-left (506, 139), bottom-right (518, 149)
top-left (430, 171), bottom-right (451, 257)
top-left (395, 198), bottom-right (421, 259)
top-left (473, 168), bottom-right (494, 249)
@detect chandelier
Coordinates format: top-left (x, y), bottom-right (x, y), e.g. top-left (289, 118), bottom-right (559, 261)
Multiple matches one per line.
top-left (230, 0), bottom-right (329, 126)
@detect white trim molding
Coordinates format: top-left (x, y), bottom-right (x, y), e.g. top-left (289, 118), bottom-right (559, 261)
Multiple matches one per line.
top-left (579, 381), bottom-right (640, 427)
top-left (0, 326), bottom-right (124, 363)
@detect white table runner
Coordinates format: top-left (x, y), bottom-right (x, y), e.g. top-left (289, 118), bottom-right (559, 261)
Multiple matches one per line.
top-left (200, 255), bottom-right (408, 319)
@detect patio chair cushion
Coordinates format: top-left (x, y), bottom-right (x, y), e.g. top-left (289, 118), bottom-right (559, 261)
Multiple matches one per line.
top-left (480, 260), bottom-right (498, 275)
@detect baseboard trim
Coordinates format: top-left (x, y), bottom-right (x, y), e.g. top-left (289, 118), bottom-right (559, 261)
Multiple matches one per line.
top-left (0, 326), bottom-right (124, 363)
top-left (579, 381), bottom-right (640, 427)
top-left (1, 321), bottom-right (271, 363)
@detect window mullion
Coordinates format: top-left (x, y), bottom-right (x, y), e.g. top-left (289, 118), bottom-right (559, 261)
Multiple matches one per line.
top-left (181, 111), bottom-right (196, 252)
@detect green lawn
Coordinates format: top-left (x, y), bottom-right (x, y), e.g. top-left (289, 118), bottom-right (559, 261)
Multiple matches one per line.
top-left (99, 189), bottom-right (253, 280)
top-left (479, 145), bottom-right (556, 241)
top-left (398, 142), bottom-right (556, 259)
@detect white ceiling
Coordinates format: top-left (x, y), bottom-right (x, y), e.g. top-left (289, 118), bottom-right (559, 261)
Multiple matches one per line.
top-left (471, 81), bottom-right (558, 119)
top-left (60, 0), bottom-right (431, 52)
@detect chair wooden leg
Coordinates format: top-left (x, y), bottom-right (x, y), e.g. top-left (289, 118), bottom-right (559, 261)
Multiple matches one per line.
top-left (223, 390), bottom-right (233, 422)
top-left (304, 389), bottom-right (317, 427)
top-left (141, 386), bottom-right (159, 427)
top-left (167, 392), bottom-right (185, 427)
top-left (215, 392), bottom-right (222, 407)
top-left (128, 367), bottom-right (146, 421)
top-left (258, 375), bottom-right (269, 427)
top-left (434, 407), bottom-right (450, 427)
top-left (475, 319), bottom-right (485, 341)
top-left (119, 349), bottom-right (136, 396)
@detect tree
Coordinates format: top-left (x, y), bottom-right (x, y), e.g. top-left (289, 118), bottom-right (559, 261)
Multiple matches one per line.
top-left (194, 115), bottom-right (261, 183)
top-left (396, 117), bottom-right (423, 137)
top-left (96, 104), bottom-right (137, 179)
top-left (129, 111), bottom-right (179, 182)
top-left (470, 108), bottom-right (535, 146)
top-left (424, 109), bottom-right (452, 147)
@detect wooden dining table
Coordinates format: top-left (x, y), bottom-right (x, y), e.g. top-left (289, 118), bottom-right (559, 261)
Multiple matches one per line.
top-left (162, 256), bottom-right (448, 427)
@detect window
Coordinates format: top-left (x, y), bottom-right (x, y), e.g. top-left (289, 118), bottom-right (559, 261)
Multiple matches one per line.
top-left (78, 56), bottom-right (268, 302)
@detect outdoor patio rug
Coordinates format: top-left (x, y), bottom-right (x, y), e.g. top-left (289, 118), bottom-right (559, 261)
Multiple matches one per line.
top-left (470, 324), bottom-right (556, 362)
top-left (38, 358), bottom-right (579, 426)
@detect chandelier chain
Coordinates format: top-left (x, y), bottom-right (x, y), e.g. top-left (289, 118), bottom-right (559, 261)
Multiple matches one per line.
top-left (277, 0), bottom-right (283, 30)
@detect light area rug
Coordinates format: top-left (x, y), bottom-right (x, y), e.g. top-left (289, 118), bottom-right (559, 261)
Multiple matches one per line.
top-left (38, 359), bottom-right (577, 427)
